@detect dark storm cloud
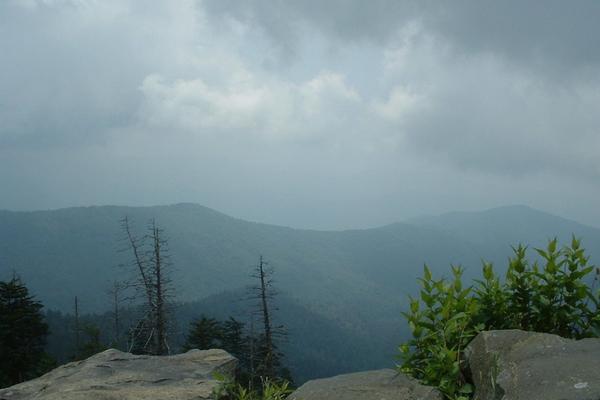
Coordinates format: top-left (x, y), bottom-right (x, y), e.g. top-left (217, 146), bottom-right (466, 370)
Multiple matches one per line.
top-left (203, 0), bottom-right (600, 73)
top-left (427, 1), bottom-right (600, 74)
top-left (201, 0), bottom-right (600, 179)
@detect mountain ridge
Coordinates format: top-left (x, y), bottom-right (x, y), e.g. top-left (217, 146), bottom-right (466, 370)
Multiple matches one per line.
top-left (2, 202), bottom-right (599, 383)
top-left (4, 202), bottom-right (596, 232)
top-left (1, 203), bottom-right (599, 313)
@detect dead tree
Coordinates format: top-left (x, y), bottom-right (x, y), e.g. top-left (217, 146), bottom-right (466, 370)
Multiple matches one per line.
top-left (248, 314), bottom-right (256, 390)
top-left (248, 255), bottom-right (286, 381)
top-left (148, 220), bottom-right (171, 355)
top-left (74, 296), bottom-right (80, 352)
top-left (120, 217), bottom-right (174, 355)
top-left (107, 280), bottom-right (124, 349)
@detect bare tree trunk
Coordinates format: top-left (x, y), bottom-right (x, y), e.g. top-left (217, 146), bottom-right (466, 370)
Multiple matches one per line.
top-left (74, 296), bottom-right (80, 353)
top-left (122, 217), bottom-right (153, 308)
top-left (120, 216), bottom-right (174, 356)
top-left (249, 314), bottom-right (255, 391)
top-left (108, 280), bottom-right (123, 349)
top-left (151, 220), bottom-right (167, 355)
top-left (248, 255), bottom-right (286, 381)
top-left (257, 255), bottom-right (274, 377)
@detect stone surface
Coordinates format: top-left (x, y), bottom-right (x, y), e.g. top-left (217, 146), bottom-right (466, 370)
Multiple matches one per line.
top-left (288, 369), bottom-right (442, 400)
top-left (465, 329), bottom-right (600, 400)
top-left (0, 348), bottom-right (236, 400)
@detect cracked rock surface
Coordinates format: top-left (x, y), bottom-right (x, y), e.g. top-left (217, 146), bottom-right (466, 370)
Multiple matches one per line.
top-left (0, 348), bottom-right (236, 400)
top-left (465, 330), bottom-right (600, 400)
top-left (288, 369), bottom-right (442, 400)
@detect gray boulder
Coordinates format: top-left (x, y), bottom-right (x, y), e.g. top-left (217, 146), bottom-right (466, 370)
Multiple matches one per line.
top-left (465, 329), bottom-right (600, 400)
top-left (0, 348), bottom-right (236, 400)
top-left (288, 369), bottom-right (442, 400)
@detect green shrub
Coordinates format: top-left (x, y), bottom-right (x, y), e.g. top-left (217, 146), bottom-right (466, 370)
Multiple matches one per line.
top-left (399, 237), bottom-right (599, 400)
top-left (399, 265), bottom-right (479, 399)
top-left (212, 373), bottom-right (291, 400)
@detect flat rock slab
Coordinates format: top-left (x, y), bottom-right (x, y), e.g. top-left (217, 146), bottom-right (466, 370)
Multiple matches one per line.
top-left (466, 329), bottom-right (600, 400)
top-left (288, 369), bottom-right (442, 400)
top-left (0, 348), bottom-right (236, 400)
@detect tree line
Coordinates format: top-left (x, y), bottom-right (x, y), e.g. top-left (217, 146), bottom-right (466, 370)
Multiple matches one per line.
top-left (0, 216), bottom-right (290, 390)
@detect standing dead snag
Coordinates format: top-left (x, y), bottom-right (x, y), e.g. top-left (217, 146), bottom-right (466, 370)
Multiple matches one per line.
top-left (120, 217), bottom-right (174, 355)
top-left (107, 280), bottom-right (124, 349)
top-left (257, 255), bottom-right (274, 377)
top-left (249, 255), bottom-right (288, 382)
top-left (148, 220), bottom-right (171, 355)
top-left (74, 296), bottom-right (80, 353)
top-left (122, 216), bottom-right (153, 311)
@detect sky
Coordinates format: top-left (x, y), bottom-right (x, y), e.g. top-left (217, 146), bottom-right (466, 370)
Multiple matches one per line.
top-left (1, 0), bottom-right (600, 230)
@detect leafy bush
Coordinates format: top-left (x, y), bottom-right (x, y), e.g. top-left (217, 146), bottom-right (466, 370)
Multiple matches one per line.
top-left (212, 373), bottom-right (291, 400)
top-left (399, 237), bottom-right (599, 400)
top-left (399, 265), bottom-right (478, 399)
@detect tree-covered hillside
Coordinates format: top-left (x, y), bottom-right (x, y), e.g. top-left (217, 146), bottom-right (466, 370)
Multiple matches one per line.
top-left (1, 204), bottom-right (599, 383)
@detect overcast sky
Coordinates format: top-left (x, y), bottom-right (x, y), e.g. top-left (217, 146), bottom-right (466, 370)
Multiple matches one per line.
top-left (1, 0), bottom-right (599, 229)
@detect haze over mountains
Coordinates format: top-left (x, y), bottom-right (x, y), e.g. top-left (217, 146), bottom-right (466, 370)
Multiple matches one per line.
top-left (1, 204), bottom-right (599, 382)
top-left (2, 1), bottom-right (600, 393)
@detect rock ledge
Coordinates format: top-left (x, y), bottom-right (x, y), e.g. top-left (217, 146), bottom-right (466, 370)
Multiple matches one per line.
top-left (466, 329), bottom-right (600, 400)
top-left (288, 368), bottom-right (442, 400)
top-left (0, 348), bottom-right (236, 400)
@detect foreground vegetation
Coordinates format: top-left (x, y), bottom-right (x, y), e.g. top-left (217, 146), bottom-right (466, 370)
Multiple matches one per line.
top-left (399, 237), bottom-right (599, 399)
top-left (0, 276), bottom-right (55, 387)
top-left (212, 374), bottom-right (291, 400)
top-left (3, 233), bottom-right (598, 400)
top-left (1, 218), bottom-right (291, 390)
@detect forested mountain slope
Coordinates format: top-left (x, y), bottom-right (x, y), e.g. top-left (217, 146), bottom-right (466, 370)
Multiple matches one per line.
top-left (2, 204), bottom-right (599, 382)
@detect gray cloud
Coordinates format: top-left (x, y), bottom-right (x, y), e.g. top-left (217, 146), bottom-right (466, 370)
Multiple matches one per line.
top-left (427, 1), bottom-right (600, 75)
top-left (1, 0), bottom-right (599, 229)
top-left (377, 38), bottom-right (600, 179)
top-left (203, 0), bottom-right (600, 73)
top-left (1, 2), bottom-right (137, 147)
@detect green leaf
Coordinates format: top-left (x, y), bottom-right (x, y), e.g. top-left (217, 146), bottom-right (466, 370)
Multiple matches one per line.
top-left (424, 264), bottom-right (432, 281)
top-left (410, 297), bottom-right (420, 313)
top-left (459, 383), bottom-right (474, 394)
top-left (548, 238), bottom-right (558, 253)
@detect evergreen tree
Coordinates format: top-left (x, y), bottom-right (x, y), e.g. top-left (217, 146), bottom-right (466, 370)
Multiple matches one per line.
top-left (0, 276), bottom-right (51, 387)
top-left (184, 315), bottom-right (258, 387)
top-left (221, 317), bottom-right (248, 362)
top-left (73, 323), bottom-right (107, 361)
top-left (183, 315), bottom-right (222, 351)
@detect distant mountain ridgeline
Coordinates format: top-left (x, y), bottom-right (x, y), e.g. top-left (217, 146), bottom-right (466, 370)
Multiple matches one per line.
top-left (2, 203), bottom-right (600, 382)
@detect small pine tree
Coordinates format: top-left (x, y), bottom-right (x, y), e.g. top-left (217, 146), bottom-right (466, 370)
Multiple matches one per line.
top-left (74, 323), bottom-right (107, 361)
top-left (183, 315), bottom-right (223, 351)
top-left (221, 317), bottom-right (248, 362)
top-left (0, 275), bottom-right (51, 387)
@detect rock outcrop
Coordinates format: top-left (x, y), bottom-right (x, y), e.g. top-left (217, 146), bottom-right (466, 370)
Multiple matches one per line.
top-left (465, 329), bottom-right (600, 400)
top-left (4, 329), bottom-right (600, 400)
top-left (288, 369), bottom-right (443, 400)
top-left (0, 348), bottom-right (236, 400)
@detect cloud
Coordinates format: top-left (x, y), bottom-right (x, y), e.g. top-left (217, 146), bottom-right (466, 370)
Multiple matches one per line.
top-left (138, 71), bottom-right (366, 146)
top-left (378, 36), bottom-right (600, 178)
top-left (202, 0), bottom-right (600, 75)
top-left (0, 0), bottom-right (202, 148)
top-left (1, 0), bottom-right (599, 228)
